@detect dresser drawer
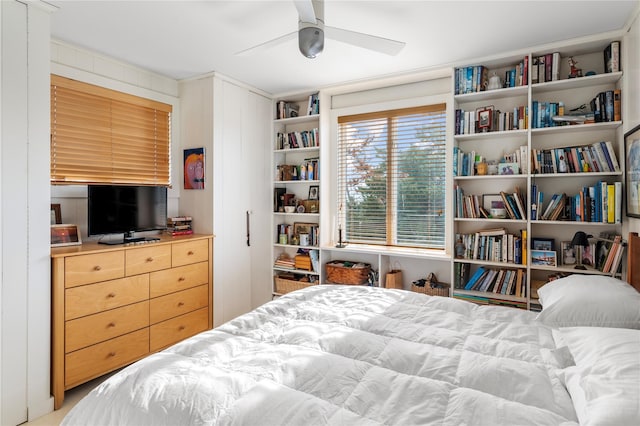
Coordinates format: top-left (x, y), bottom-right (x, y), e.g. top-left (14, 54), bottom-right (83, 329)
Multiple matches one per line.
top-left (150, 284), bottom-right (208, 324)
top-left (65, 251), bottom-right (125, 288)
top-left (150, 307), bottom-right (208, 352)
top-left (65, 328), bottom-right (149, 389)
top-left (65, 275), bottom-right (149, 320)
top-left (172, 239), bottom-right (209, 267)
top-left (125, 245), bottom-right (171, 276)
top-left (65, 301), bottom-right (149, 353)
top-left (149, 261), bottom-right (209, 298)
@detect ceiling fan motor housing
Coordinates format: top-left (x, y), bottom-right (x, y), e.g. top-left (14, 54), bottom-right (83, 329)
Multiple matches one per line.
top-left (299, 21), bottom-right (324, 58)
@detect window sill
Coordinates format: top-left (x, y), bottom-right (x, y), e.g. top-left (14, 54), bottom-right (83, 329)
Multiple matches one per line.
top-left (321, 244), bottom-right (451, 261)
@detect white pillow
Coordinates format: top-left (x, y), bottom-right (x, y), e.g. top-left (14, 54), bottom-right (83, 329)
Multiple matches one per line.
top-left (557, 327), bottom-right (640, 426)
top-left (536, 274), bottom-right (640, 328)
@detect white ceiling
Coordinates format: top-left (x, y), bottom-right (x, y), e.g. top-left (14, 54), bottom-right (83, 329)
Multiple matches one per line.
top-left (49, 0), bottom-right (638, 95)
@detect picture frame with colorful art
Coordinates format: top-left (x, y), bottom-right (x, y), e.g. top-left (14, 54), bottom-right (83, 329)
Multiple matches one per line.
top-left (184, 147), bottom-right (205, 190)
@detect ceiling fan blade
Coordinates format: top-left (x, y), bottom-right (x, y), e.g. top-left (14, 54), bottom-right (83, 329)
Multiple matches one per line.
top-left (235, 31), bottom-right (297, 56)
top-left (325, 26), bottom-right (405, 56)
top-left (294, 0), bottom-right (317, 24)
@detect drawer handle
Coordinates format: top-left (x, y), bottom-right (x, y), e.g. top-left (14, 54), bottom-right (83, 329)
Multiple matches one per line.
top-left (178, 276), bottom-right (186, 282)
top-left (188, 251), bottom-right (194, 256)
top-left (94, 265), bottom-right (102, 271)
top-left (107, 352), bottom-right (116, 358)
top-left (107, 293), bottom-right (116, 298)
top-left (107, 322), bottom-right (116, 328)
top-left (146, 257), bottom-right (154, 262)
top-left (177, 302), bottom-right (185, 307)
top-left (178, 325), bottom-right (186, 331)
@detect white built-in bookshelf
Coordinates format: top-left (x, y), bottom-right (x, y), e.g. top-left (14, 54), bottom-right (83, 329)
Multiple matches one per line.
top-left (452, 38), bottom-right (624, 310)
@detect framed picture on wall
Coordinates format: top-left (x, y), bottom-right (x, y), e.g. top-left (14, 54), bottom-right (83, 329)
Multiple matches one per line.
top-left (184, 147), bottom-right (205, 190)
top-left (625, 124), bottom-right (640, 218)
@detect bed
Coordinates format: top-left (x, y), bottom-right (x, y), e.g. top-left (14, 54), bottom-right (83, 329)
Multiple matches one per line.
top-left (62, 234), bottom-right (640, 426)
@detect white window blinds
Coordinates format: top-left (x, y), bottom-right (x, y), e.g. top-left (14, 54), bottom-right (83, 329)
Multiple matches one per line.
top-left (337, 104), bottom-right (446, 249)
top-left (50, 75), bottom-right (172, 186)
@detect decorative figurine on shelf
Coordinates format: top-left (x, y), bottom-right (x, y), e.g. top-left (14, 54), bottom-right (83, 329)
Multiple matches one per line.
top-left (486, 72), bottom-right (502, 90)
top-left (568, 57), bottom-right (582, 78)
top-left (558, 155), bottom-right (568, 173)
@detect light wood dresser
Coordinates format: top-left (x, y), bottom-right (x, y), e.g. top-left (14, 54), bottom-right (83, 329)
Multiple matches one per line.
top-left (51, 234), bottom-right (213, 409)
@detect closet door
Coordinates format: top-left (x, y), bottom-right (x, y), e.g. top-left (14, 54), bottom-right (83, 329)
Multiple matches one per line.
top-left (214, 80), bottom-right (252, 323)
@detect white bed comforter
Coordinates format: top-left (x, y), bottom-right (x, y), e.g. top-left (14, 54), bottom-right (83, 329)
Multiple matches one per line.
top-left (62, 285), bottom-right (579, 426)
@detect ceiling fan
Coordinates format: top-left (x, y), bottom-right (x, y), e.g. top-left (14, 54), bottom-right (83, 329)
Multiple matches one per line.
top-left (236, 0), bottom-right (406, 59)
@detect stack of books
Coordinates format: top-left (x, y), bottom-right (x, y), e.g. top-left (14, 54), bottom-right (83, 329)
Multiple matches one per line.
top-left (166, 216), bottom-right (193, 236)
top-left (274, 253), bottom-right (295, 270)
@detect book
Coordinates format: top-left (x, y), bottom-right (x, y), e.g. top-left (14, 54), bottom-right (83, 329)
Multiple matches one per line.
top-left (604, 41), bottom-right (621, 73)
top-left (465, 266), bottom-right (487, 290)
top-left (613, 89), bottom-right (621, 121)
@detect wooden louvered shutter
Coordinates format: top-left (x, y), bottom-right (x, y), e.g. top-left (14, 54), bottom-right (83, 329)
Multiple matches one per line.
top-left (50, 75), bottom-right (171, 186)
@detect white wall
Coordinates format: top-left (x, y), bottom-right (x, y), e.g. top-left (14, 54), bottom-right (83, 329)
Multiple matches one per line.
top-left (1, 1), bottom-right (55, 423)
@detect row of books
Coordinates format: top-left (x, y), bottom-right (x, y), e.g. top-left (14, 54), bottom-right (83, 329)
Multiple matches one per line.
top-left (454, 187), bottom-right (526, 220)
top-left (531, 52), bottom-right (562, 83)
top-left (276, 128), bottom-right (319, 149)
top-left (453, 145), bottom-right (528, 176)
top-left (530, 141), bottom-right (620, 174)
top-left (276, 101), bottom-right (300, 119)
top-left (462, 266), bottom-right (527, 297)
top-left (166, 216), bottom-right (193, 236)
top-left (595, 233), bottom-right (625, 274)
top-left (456, 228), bottom-right (525, 264)
top-left (454, 57), bottom-right (528, 95)
top-left (590, 90), bottom-right (622, 123)
top-left (531, 89), bottom-right (620, 128)
top-left (454, 106), bottom-right (528, 135)
top-left (531, 181), bottom-right (622, 223)
top-left (603, 41), bottom-right (621, 73)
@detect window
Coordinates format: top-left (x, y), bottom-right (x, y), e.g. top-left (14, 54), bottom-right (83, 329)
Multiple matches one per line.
top-left (337, 104), bottom-right (446, 249)
top-left (50, 75), bottom-right (172, 186)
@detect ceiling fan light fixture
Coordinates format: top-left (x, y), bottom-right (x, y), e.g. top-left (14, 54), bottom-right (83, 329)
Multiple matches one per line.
top-left (299, 25), bottom-right (324, 58)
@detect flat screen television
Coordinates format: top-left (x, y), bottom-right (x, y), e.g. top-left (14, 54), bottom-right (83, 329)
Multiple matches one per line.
top-left (88, 185), bottom-right (167, 243)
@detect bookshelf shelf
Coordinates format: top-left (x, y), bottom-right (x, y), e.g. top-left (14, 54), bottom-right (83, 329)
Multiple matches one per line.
top-left (529, 264), bottom-right (618, 275)
top-left (455, 217), bottom-right (527, 224)
top-left (454, 129), bottom-right (528, 141)
top-left (453, 289), bottom-right (528, 303)
top-left (454, 175), bottom-right (527, 181)
top-left (454, 85), bottom-right (528, 102)
top-left (531, 121), bottom-right (622, 135)
top-left (531, 71), bottom-right (622, 93)
top-left (531, 220), bottom-right (621, 226)
top-left (454, 258), bottom-right (527, 269)
top-left (531, 171), bottom-right (622, 178)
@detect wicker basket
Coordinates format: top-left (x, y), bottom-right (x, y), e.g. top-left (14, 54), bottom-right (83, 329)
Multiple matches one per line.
top-left (411, 284), bottom-right (449, 297)
top-left (325, 261), bottom-right (371, 285)
top-left (274, 276), bottom-right (315, 294)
